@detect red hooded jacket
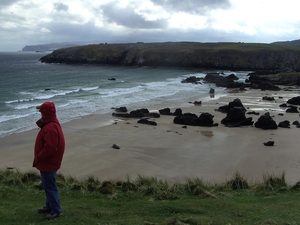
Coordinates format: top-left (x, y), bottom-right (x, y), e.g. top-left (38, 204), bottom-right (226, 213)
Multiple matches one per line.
top-left (33, 102), bottom-right (65, 172)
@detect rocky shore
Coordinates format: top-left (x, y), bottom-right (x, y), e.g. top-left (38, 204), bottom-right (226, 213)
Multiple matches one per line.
top-left (2, 43), bottom-right (300, 183)
top-left (2, 85), bottom-right (300, 183)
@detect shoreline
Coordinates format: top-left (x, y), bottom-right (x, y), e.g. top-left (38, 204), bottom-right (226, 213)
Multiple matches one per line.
top-left (1, 87), bottom-right (300, 184)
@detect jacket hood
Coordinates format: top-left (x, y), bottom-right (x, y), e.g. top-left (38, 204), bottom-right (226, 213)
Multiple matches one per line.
top-left (36, 101), bottom-right (56, 115)
top-left (36, 102), bottom-right (58, 127)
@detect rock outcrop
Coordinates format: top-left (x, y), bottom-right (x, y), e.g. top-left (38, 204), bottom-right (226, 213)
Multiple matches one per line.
top-left (112, 108), bottom-right (159, 118)
top-left (173, 112), bottom-right (217, 127)
top-left (216, 98), bottom-right (246, 114)
top-left (254, 112), bottom-right (278, 130)
top-left (221, 107), bottom-right (254, 127)
top-left (287, 96), bottom-right (300, 105)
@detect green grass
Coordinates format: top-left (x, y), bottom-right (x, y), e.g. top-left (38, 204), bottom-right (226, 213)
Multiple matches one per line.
top-left (1, 169), bottom-right (300, 225)
top-left (63, 42), bottom-right (300, 55)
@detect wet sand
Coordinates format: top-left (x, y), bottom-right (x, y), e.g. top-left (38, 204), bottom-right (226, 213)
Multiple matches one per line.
top-left (1, 87), bottom-right (300, 184)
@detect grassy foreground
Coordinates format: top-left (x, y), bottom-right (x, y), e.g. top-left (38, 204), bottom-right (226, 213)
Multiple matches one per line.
top-left (1, 169), bottom-right (300, 225)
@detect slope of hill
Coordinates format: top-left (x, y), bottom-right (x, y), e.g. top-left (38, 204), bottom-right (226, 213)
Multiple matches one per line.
top-left (40, 42), bottom-right (300, 71)
top-left (272, 39), bottom-right (300, 46)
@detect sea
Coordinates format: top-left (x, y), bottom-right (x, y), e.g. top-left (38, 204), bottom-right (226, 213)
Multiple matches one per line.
top-left (0, 52), bottom-right (250, 138)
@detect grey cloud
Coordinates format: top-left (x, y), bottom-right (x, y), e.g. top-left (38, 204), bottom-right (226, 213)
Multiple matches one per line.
top-left (0, 0), bottom-right (20, 7)
top-left (41, 20), bottom-right (109, 42)
top-left (108, 28), bottom-right (272, 44)
top-left (53, 2), bottom-right (69, 11)
top-left (100, 3), bottom-right (168, 29)
top-left (0, 11), bottom-right (26, 24)
top-left (0, 19), bottom-right (285, 52)
top-left (150, 0), bottom-right (231, 14)
top-left (37, 15), bottom-right (274, 46)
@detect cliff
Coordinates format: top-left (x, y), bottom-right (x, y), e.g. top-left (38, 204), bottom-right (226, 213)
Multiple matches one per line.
top-left (272, 39), bottom-right (300, 47)
top-left (40, 42), bottom-right (300, 71)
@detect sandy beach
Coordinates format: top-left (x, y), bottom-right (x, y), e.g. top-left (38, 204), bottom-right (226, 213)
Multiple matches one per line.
top-left (1, 87), bottom-right (300, 184)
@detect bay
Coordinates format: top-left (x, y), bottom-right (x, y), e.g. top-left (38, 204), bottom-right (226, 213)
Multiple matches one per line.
top-left (0, 52), bottom-right (249, 138)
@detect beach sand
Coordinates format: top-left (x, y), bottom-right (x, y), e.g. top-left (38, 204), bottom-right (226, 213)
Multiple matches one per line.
top-left (1, 87), bottom-right (300, 184)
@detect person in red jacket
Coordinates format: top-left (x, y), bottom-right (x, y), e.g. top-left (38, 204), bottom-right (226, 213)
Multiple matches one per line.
top-left (33, 101), bottom-right (65, 220)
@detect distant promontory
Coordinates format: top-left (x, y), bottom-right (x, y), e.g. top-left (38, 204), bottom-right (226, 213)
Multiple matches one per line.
top-left (22, 42), bottom-right (84, 52)
top-left (40, 42), bottom-right (300, 71)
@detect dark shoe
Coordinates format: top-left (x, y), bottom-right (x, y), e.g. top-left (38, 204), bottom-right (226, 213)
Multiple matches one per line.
top-left (46, 213), bottom-right (63, 220)
top-left (38, 207), bottom-right (51, 213)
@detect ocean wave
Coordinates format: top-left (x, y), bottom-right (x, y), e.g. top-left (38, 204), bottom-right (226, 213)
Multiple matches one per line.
top-left (56, 89), bottom-right (80, 96)
top-left (5, 98), bottom-right (34, 104)
top-left (34, 94), bottom-right (56, 100)
top-left (68, 99), bottom-right (90, 104)
top-left (99, 85), bottom-right (143, 98)
top-left (0, 112), bottom-right (35, 123)
top-left (81, 86), bottom-right (99, 91)
top-left (14, 103), bottom-right (39, 110)
top-left (5, 88), bottom-right (81, 104)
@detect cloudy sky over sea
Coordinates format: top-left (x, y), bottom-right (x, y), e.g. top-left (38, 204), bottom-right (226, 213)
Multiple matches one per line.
top-left (1, 0), bottom-right (299, 51)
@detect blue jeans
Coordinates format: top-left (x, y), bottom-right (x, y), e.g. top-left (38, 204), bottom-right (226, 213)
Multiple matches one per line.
top-left (40, 171), bottom-right (63, 214)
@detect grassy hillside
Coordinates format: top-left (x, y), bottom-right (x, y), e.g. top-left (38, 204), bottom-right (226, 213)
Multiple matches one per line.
top-left (1, 169), bottom-right (300, 224)
top-left (273, 39), bottom-right (300, 47)
top-left (40, 42), bottom-right (300, 71)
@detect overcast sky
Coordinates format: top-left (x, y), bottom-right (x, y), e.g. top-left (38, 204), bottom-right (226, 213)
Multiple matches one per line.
top-left (1, 0), bottom-right (299, 51)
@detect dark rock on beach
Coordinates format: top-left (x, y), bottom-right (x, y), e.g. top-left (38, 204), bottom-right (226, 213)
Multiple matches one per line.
top-left (264, 141), bottom-right (275, 146)
top-left (197, 113), bottom-right (218, 127)
top-left (217, 98), bottom-right (246, 113)
top-left (173, 112), bottom-right (216, 127)
top-left (173, 108), bottom-right (182, 116)
top-left (193, 101), bottom-right (202, 105)
top-left (286, 106), bottom-right (299, 113)
top-left (246, 111), bottom-right (260, 115)
top-left (262, 96), bottom-right (275, 101)
top-left (137, 118), bottom-right (157, 126)
top-left (203, 73), bottom-right (247, 88)
top-left (254, 112), bottom-right (278, 130)
top-left (181, 76), bottom-right (202, 84)
top-left (287, 96), bottom-right (300, 105)
top-left (130, 108), bottom-right (150, 118)
top-left (112, 144), bottom-right (120, 149)
top-left (146, 112), bottom-right (160, 118)
top-left (113, 108), bottom-right (157, 118)
top-left (112, 106), bottom-right (128, 112)
top-left (221, 107), bottom-right (254, 127)
top-left (227, 74), bottom-right (239, 80)
top-left (279, 103), bottom-right (289, 108)
top-left (159, 108), bottom-right (172, 115)
top-left (278, 120), bottom-right (291, 128)
top-left (173, 113), bottom-right (198, 126)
